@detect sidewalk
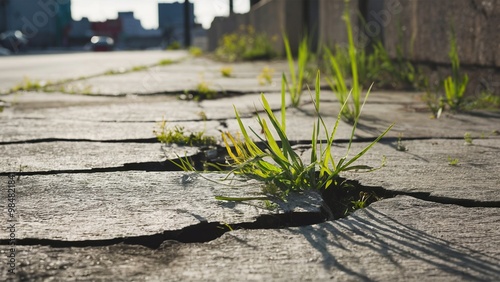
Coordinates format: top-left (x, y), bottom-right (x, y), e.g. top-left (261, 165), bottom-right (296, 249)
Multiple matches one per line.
top-left (0, 56), bottom-right (499, 281)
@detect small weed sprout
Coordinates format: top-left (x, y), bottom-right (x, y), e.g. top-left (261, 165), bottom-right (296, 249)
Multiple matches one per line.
top-left (105, 65), bottom-right (148, 75)
top-left (198, 111), bottom-right (208, 121)
top-left (422, 91), bottom-right (444, 119)
top-left (221, 72), bottom-right (393, 199)
top-left (131, 65), bottom-right (148, 72)
top-left (464, 132), bottom-right (473, 146)
top-left (350, 192), bottom-right (370, 210)
top-left (11, 77), bottom-right (45, 92)
top-left (396, 134), bottom-right (409, 151)
top-left (257, 66), bottom-right (275, 85)
top-left (189, 46), bottom-right (203, 57)
top-left (448, 157), bottom-right (459, 166)
top-left (283, 34), bottom-right (309, 107)
top-left (154, 120), bottom-right (216, 147)
top-left (167, 41), bottom-right (181, 50)
top-left (104, 68), bottom-right (126, 75)
top-left (263, 200), bottom-right (279, 211)
top-left (220, 66), bottom-right (234, 77)
top-left (195, 81), bottom-right (218, 101)
top-left (463, 91), bottom-right (500, 110)
top-left (158, 59), bottom-right (174, 66)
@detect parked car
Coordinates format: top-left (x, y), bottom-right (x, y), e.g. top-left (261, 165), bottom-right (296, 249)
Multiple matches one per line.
top-left (90, 36), bottom-right (114, 51)
top-left (0, 47), bottom-right (11, 56)
top-left (0, 30), bottom-right (28, 52)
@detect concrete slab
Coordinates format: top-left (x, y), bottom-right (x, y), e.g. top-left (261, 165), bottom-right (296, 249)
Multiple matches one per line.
top-left (0, 172), bottom-right (322, 241)
top-left (204, 90), bottom-right (499, 141)
top-left (301, 138), bottom-right (500, 202)
top-left (3, 91), bottom-right (498, 142)
top-left (0, 142), bottom-right (202, 173)
top-left (0, 50), bottom-right (188, 93)
top-left (2, 197), bottom-right (498, 281)
top-left (1, 91), bottom-right (284, 122)
top-left (0, 92), bottom-right (204, 122)
top-left (0, 118), bottom-right (222, 143)
top-left (163, 196), bottom-right (500, 281)
top-left (55, 58), bottom-right (289, 96)
top-left (301, 90), bottom-right (500, 139)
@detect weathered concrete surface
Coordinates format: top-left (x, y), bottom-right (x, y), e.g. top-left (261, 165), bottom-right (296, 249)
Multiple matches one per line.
top-left (1, 91), bottom-right (285, 122)
top-left (1, 92), bottom-right (205, 122)
top-left (302, 138), bottom-right (500, 202)
top-left (0, 50), bottom-right (188, 92)
top-left (1, 56), bottom-right (500, 281)
top-left (0, 172), bottom-right (322, 241)
top-left (4, 89), bottom-right (498, 143)
top-left (0, 142), bottom-right (201, 173)
top-left (2, 197), bottom-right (499, 281)
top-left (0, 118), bottom-right (222, 143)
top-left (223, 91), bottom-right (500, 141)
top-left (56, 58), bottom-right (288, 95)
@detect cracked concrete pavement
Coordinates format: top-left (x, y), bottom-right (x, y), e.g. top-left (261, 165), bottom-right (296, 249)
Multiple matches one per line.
top-left (0, 52), bottom-right (499, 281)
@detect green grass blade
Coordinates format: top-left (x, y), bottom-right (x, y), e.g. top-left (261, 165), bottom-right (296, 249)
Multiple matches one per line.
top-left (283, 34), bottom-right (296, 100)
top-left (234, 106), bottom-right (263, 156)
top-left (281, 74), bottom-right (287, 131)
top-left (260, 118), bottom-right (288, 163)
top-left (340, 123), bottom-right (394, 171)
top-left (261, 95), bottom-right (301, 166)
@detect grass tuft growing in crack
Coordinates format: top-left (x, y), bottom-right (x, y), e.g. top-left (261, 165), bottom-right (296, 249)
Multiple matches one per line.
top-left (448, 157), bottom-right (459, 166)
top-left (221, 71), bottom-right (393, 199)
top-left (194, 81), bottom-right (218, 101)
top-left (220, 66), bottom-right (234, 77)
top-left (257, 66), bottom-right (275, 85)
top-left (154, 120), bottom-right (216, 147)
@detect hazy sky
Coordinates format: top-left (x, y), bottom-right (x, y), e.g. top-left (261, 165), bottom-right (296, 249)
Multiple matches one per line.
top-left (71, 0), bottom-right (250, 29)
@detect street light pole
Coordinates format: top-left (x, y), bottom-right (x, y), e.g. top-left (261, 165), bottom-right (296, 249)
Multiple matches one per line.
top-left (183, 0), bottom-right (191, 47)
top-left (229, 0), bottom-right (234, 15)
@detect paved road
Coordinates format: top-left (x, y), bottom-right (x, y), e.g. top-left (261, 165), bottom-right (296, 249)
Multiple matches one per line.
top-left (0, 50), bottom-right (187, 91)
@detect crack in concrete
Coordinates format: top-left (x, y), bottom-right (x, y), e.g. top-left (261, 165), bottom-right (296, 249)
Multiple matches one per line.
top-left (0, 212), bottom-right (326, 249)
top-left (0, 136), bottom-right (473, 146)
top-left (0, 138), bottom-right (158, 145)
top-left (0, 161), bottom-right (174, 176)
top-left (1, 118), bottom-right (224, 124)
top-left (1, 190), bottom-right (498, 250)
top-left (0, 169), bottom-right (497, 249)
top-left (386, 191), bottom-right (500, 208)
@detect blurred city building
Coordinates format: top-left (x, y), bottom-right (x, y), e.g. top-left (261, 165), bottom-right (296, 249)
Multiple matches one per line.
top-left (69, 12), bottom-right (162, 50)
top-left (116, 12), bottom-right (162, 50)
top-left (0, 0), bottom-right (208, 51)
top-left (158, 2), bottom-right (193, 47)
top-left (0, 0), bottom-right (72, 49)
top-left (158, 1), bottom-right (206, 49)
